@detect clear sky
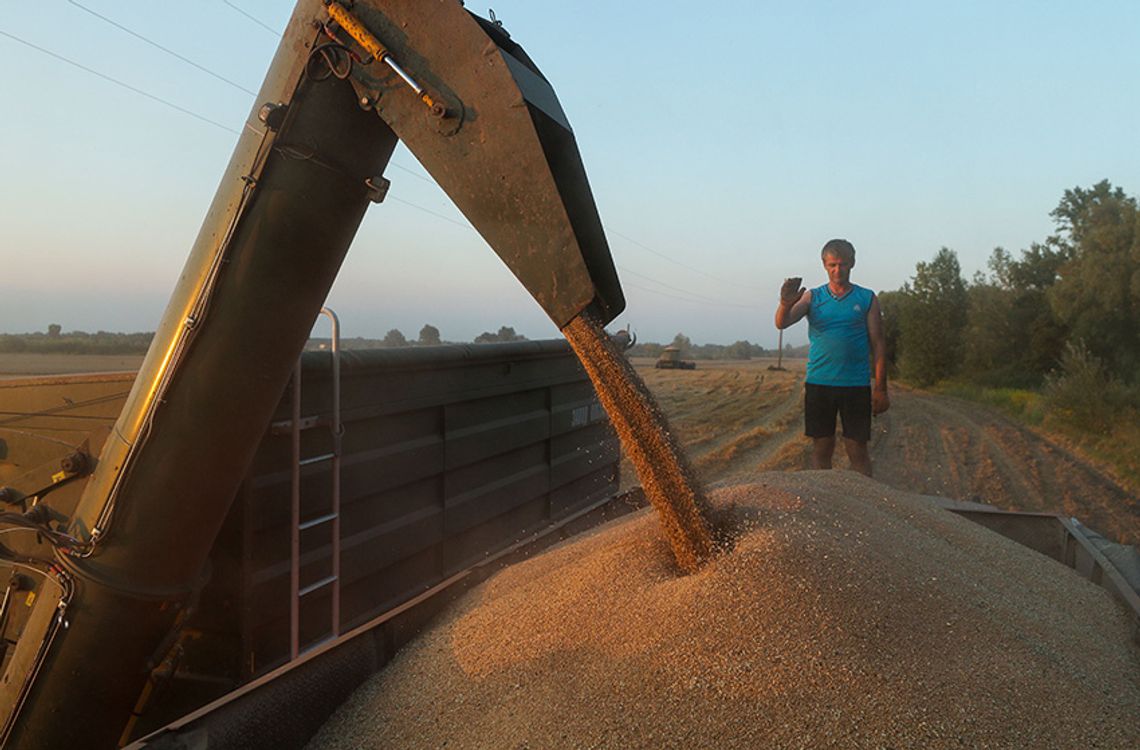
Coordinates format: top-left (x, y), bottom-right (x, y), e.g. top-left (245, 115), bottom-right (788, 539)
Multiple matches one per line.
top-left (2, 1), bottom-right (1137, 347)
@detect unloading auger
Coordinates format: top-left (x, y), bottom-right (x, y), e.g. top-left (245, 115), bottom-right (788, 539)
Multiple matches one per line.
top-left (0, 2), bottom-right (624, 746)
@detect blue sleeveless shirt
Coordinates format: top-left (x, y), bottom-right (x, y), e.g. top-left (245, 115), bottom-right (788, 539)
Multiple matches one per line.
top-left (806, 283), bottom-right (874, 386)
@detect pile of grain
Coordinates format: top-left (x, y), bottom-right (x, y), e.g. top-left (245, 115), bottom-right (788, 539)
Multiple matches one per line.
top-left (309, 471), bottom-right (1140, 749)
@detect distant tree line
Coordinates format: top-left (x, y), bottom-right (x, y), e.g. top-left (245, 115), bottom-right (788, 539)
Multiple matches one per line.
top-left (881, 179), bottom-right (1139, 434)
top-left (2, 322), bottom-right (537, 354)
top-left (0, 323), bottom-right (799, 360)
top-left (627, 333), bottom-right (803, 361)
top-left (0, 329), bottom-right (152, 355)
top-left (310, 324), bottom-right (529, 350)
top-left (365, 324), bottom-right (527, 347)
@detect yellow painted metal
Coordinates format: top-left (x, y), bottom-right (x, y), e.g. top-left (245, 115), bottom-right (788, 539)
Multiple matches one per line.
top-left (327, 2), bottom-right (387, 60)
top-left (327, 1), bottom-right (436, 108)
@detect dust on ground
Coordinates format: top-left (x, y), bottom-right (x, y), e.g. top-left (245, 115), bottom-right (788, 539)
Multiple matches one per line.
top-left (623, 357), bottom-right (1139, 545)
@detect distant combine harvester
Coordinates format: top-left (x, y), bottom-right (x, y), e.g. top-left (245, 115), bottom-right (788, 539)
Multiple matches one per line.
top-left (655, 345), bottom-right (696, 370)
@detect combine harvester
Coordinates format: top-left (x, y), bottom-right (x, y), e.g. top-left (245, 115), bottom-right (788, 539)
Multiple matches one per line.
top-left (0, 2), bottom-right (1136, 748)
top-left (654, 345), bottom-right (696, 370)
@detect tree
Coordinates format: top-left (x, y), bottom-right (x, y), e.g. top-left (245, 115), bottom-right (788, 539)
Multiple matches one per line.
top-left (875, 289), bottom-right (908, 374)
top-left (418, 324), bottom-right (441, 345)
top-left (1047, 180), bottom-right (1140, 381)
top-left (670, 333), bottom-right (692, 356)
top-left (897, 248), bottom-right (967, 386)
top-left (497, 326), bottom-right (525, 342)
top-left (47, 323), bottom-right (61, 337)
top-left (381, 328), bottom-right (407, 347)
top-left (628, 341), bottom-right (664, 358)
top-left (724, 340), bottom-right (753, 360)
top-left (474, 326), bottom-right (526, 344)
top-left (963, 245), bottom-right (1069, 386)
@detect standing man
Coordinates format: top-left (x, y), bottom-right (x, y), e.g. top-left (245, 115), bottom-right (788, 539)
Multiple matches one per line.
top-left (775, 239), bottom-right (889, 476)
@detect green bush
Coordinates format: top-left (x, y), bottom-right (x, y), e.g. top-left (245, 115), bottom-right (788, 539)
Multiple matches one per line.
top-left (935, 381), bottom-right (1045, 424)
top-left (1042, 341), bottom-right (1130, 430)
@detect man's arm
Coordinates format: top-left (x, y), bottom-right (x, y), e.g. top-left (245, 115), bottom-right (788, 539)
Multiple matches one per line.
top-left (867, 294), bottom-right (890, 415)
top-left (775, 277), bottom-right (810, 329)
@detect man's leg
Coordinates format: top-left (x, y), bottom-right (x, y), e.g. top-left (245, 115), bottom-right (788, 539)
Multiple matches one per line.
top-left (844, 438), bottom-right (872, 477)
top-left (812, 436), bottom-right (836, 469)
top-left (804, 383), bottom-right (838, 469)
top-left (839, 386), bottom-right (873, 476)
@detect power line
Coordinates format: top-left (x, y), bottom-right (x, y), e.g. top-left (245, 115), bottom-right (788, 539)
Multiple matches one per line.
top-left (387, 196), bottom-right (471, 229)
top-left (0, 28), bottom-right (239, 135)
top-left (623, 280), bottom-right (757, 310)
top-left (65, 2), bottom-right (435, 186)
top-left (389, 162), bottom-right (435, 184)
top-left (221, 0), bottom-right (281, 37)
top-left (2, 21), bottom-right (765, 314)
top-left (617, 266), bottom-right (760, 309)
top-left (1, 28), bottom-right (443, 198)
top-left (607, 227), bottom-right (768, 294)
top-left (66, 0), bottom-right (258, 95)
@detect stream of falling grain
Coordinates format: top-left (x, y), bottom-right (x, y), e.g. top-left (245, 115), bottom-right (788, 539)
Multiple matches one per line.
top-left (562, 311), bottom-right (713, 573)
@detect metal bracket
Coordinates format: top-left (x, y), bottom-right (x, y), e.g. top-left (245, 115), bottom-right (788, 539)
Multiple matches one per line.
top-left (365, 176), bottom-right (390, 203)
top-left (257, 102), bottom-right (289, 132)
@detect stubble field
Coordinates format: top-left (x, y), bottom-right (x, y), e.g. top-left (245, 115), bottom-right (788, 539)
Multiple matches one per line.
top-left (628, 357), bottom-right (1140, 546)
top-left (0, 352), bottom-right (144, 377)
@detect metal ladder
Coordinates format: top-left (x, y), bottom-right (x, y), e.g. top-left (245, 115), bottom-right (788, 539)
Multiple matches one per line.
top-left (288, 307), bottom-right (343, 659)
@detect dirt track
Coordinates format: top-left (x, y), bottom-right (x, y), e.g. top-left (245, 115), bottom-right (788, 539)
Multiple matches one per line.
top-left (628, 357), bottom-right (1140, 545)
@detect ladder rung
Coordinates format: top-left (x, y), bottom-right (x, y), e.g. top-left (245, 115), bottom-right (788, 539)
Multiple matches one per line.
top-left (299, 512), bottom-right (338, 531)
top-left (299, 575), bottom-right (338, 597)
top-left (299, 452), bottom-right (336, 467)
top-left (270, 415), bottom-right (326, 435)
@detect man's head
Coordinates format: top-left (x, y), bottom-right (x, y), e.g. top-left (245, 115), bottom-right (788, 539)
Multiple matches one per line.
top-left (820, 238), bottom-right (855, 287)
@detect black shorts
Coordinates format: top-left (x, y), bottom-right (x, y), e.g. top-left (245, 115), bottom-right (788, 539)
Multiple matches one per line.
top-left (804, 383), bottom-right (872, 442)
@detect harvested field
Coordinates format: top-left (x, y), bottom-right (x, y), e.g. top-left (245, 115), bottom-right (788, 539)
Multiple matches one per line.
top-left (620, 358), bottom-right (803, 488)
top-left (309, 471), bottom-right (1140, 749)
top-left (0, 352), bottom-right (143, 377)
top-left (623, 358), bottom-right (1140, 546)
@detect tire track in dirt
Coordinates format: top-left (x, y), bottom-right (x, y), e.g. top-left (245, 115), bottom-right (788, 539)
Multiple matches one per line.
top-left (873, 388), bottom-right (1138, 544)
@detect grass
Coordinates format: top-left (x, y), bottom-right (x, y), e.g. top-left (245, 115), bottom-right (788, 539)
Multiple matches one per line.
top-left (1046, 408), bottom-right (1140, 495)
top-left (933, 381), bottom-right (1045, 425)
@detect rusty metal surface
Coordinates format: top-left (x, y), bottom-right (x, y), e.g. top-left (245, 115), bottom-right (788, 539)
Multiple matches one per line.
top-left (339, 1), bottom-right (624, 327)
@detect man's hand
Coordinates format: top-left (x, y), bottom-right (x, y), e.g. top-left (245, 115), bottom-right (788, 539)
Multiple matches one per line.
top-left (872, 388), bottom-right (890, 416)
top-left (780, 277), bottom-right (804, 306)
